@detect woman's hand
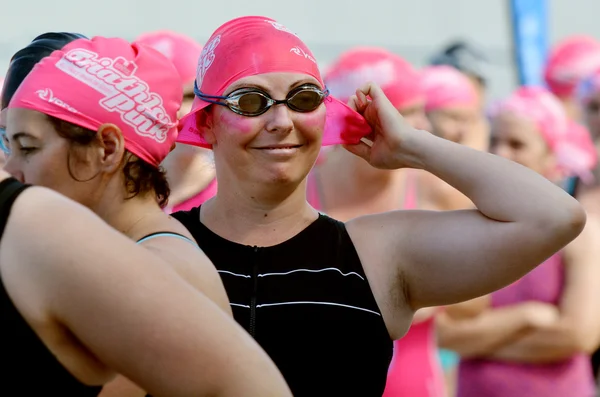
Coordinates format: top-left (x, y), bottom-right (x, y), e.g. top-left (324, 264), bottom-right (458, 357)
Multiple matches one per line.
top-left (343, 82), bottom-right (429, 170)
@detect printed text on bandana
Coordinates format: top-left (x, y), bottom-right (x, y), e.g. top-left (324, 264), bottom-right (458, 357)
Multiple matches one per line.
top-left (55, 48), bottom-right (172, 143)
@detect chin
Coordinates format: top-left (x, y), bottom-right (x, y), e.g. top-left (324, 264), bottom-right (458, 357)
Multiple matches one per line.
top-left (259, 163), bottom-right (309, 186)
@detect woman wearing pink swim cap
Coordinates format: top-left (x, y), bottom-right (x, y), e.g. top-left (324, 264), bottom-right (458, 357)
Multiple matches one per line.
top-left (135, 30), bottom-right (218, 213)
top-left (575, 65), bottom-right (600, 384)
top-left (421, 65), bottom-right (486, 148)
top-left (440, 86), bottom-right (600, 397)
top-left (544, 35), bottom-right (600, 121)
top-left (172, 16), bottom-right (585, 396)
top-left (0, 37), bottom-right (290, 397)
top-left (413, 65), bottom-right (489, 214)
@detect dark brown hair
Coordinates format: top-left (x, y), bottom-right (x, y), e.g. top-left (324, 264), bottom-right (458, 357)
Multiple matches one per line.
top-left (48, 117), bottom-right (170, 208)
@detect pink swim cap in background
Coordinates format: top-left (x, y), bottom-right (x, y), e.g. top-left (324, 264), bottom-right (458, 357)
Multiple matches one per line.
top-left (324, 47), bottom-right (423, 110)
top-left (9, 36), bottom-right (182, 167)
top-left (489, 86), bottom-right (596, 180)
top-left (576, 66), bottom-right (600, 106)
top-left (177, 16), bottom-right (371, 149)
top-left (544, 35), bottom-right (600, 98)
top-left (420, 65), bottom-right (478, 112)
top-left (135, 30), bottom-right (203, 90)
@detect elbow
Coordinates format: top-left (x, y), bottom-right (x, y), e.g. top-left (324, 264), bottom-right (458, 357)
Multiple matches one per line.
top-left (539, 200), bottom-right (587, 246)
top-left (557, 201), bottom-right (587, 240)
top-left (574, 334), bottom-right (600, 356)
top-left (558, 326), bottom-right (597, 357)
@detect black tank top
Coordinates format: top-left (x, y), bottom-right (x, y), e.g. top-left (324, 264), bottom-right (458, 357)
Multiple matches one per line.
top-left (173, 207), bottom-right (393, 396)
top-left (0, 178), bottom-right (102, 396)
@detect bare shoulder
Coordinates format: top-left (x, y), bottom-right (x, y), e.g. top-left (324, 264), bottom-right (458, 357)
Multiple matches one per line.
top-left (137, 215), bottom-right (231, 314)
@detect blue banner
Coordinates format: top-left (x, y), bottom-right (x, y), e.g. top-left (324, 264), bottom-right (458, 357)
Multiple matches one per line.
top-left (509, 0), bottom-right (549, 86)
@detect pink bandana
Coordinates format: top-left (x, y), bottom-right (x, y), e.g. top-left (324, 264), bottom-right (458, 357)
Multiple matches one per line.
top-left (177, 16), bottom-right (371, 148)
top-left (135, 30), bottom-right (203, 88)
top-left (324, 47), bottom-right (423, 109)
top-left (544, 36), bottom-right (600, 98)
top-left (421, 65), bottom-right (478, 112)
top-left (8, 36), bottom-right (182, 167)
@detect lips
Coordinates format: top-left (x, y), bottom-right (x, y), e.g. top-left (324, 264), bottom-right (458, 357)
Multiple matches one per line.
top-left (254, 144), bottom-right (302, 150)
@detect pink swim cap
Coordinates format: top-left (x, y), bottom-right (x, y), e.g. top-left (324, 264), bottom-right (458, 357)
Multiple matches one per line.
top-left (324, 47), bottom-right (423, 110)
top-left (489, 86), bottom-right (596, 179)
top-left (177, 16), bottom-right (371, 149)
top-left (421, 65), bottom-right (478, 112)
top-left (544, 36), bottom-right (600, 98)
top-left (576, 66), bottom-right (600, 105)
top-left (9, 36), bottom-right (182, 167)
top-left (135, 30), bottom-right (203, 88)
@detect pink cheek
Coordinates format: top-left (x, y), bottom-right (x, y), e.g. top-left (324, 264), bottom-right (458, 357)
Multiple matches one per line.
top-left (218, 111), bottom-right (256, 134)
top-left (298, 109), bottom-right (326, 130)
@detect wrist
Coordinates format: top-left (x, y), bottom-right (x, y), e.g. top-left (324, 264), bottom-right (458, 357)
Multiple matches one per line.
top-left (393, 128), bottom-right (436, 170)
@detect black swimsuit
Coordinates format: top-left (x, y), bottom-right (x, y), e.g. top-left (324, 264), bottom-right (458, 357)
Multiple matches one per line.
top-left (0, 178), bottom-right (103, 395)
top-left (173, 207), bottom-right (393, 396)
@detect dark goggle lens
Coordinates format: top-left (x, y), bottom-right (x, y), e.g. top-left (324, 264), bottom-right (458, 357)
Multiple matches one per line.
top-left (237, 92), bottom-right (269, 114)
top-left (288, 89), bottom-right (324, 112)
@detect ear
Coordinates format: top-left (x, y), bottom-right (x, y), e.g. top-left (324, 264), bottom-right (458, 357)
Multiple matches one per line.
top-left (196, 108), bottom-right (217, 146)
top-left (96, 123), bottom-right (125, 174)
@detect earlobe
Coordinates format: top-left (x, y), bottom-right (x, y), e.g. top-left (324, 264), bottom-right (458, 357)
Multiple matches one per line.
top-left (97, 123), bottom-right (125, 173)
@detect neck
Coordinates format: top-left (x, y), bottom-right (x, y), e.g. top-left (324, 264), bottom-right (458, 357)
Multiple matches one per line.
top-left (202, 173), bottom-right (317, 246)
top-left (92, 182), bottom-right (166, 240)
top-left (162, 147), bottom-right (216, 205)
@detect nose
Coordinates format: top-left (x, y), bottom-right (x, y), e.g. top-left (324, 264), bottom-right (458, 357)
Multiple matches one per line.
top-left (264, 103), bottom-right (294, 134)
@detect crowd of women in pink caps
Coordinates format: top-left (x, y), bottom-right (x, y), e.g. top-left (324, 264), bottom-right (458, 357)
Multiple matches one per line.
top-left (0, 15), bottom-right (599, 397)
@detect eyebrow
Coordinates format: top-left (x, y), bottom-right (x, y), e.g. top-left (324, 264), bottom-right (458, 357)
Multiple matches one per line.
top-left (10, 132), bottom-right (38, 141)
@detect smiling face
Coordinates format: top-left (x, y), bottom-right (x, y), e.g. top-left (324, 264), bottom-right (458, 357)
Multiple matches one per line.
top-left (201, 72), bottom-right (326, 188)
